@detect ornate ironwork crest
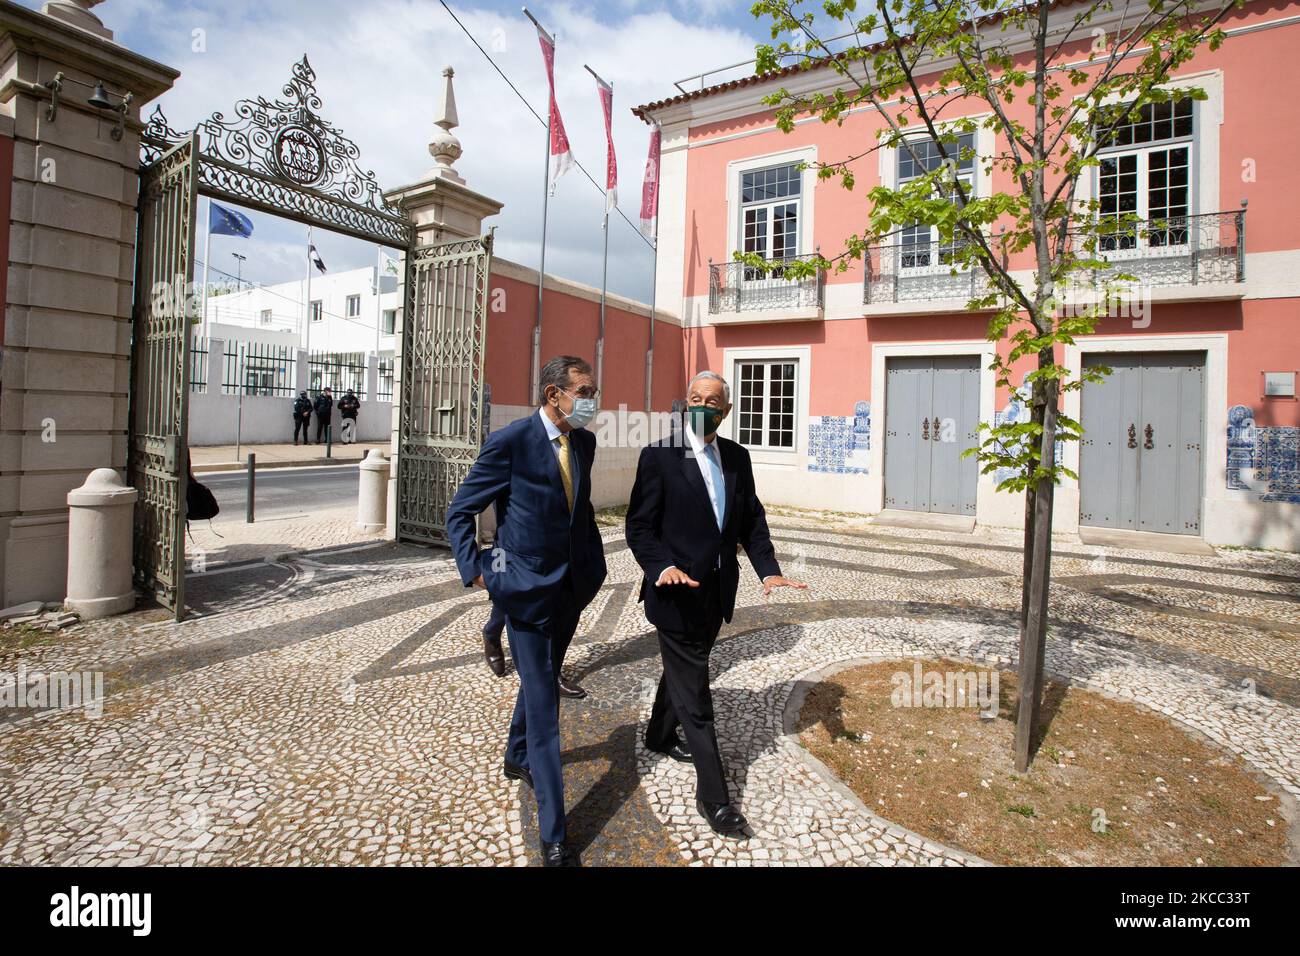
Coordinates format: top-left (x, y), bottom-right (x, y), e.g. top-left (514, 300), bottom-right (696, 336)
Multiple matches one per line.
top-left (142, 56), bottom-right (411, 246)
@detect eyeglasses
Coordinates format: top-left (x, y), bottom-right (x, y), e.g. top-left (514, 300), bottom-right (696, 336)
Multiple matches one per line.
top-left (563, 386), bottom-right (600, 400)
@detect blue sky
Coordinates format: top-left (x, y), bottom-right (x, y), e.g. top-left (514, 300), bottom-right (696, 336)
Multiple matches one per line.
top-left (37, 1), bottom-right (785, 302)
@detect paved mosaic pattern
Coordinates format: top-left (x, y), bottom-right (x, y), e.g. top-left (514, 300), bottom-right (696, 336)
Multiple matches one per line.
top-left (1, 520), bottom-right (1297, 866)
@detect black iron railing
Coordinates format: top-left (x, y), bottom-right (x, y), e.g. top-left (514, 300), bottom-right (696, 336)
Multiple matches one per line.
top-left (308, 351), bottom-right (368, 399)
top-left (863, 236), bottom-right (993, 305)
top-left (222, 340), bottom-right (296, 397)
top-left (708, 254), bottom-right (825, 314)
top-left (1065, 206), bottom-right (1247, 287)
top-left (190, 335), bottom-right (208, 392)
top-left (863, 206), bottom-right (1247, 305)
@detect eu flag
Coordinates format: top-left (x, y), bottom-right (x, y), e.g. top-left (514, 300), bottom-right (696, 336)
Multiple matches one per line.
top-left (209, 201), bottom-right (254, 238)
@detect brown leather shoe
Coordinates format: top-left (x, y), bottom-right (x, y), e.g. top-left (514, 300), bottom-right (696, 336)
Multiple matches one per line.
top-left (484, 634), bottom-right (506, 677)
top-left (557, 674), bottom-right (587, 699)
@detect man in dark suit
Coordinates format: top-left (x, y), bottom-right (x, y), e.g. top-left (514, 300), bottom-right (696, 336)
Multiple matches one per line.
top-left (446, 355), bottom-right (607, 866)
top-left (625, 370), bottom-right (806, 836)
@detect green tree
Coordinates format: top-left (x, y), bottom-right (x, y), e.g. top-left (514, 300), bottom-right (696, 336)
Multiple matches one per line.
top-left (746, 0), bottom-right (1241, 769)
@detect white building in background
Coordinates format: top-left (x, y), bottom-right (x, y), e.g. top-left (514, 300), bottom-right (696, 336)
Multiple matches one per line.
top-left (203, 263), bottom-right (402, 359)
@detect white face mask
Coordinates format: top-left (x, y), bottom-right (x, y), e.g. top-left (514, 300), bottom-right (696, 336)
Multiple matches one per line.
top-left (559, 388), bottom-right (597, 429)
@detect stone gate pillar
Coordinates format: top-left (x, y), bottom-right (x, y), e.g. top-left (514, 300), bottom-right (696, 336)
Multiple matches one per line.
top-left (381, 66), bottom-right (502, 539)
top-left (0, 1), bottom-right (179, 605)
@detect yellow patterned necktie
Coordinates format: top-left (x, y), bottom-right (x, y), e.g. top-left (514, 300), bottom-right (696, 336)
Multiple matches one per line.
top-left (556, 434), bottom-right (575, 512)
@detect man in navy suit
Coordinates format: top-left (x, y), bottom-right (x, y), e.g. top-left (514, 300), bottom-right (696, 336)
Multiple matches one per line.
top-left (446, 355), bottom-right (607, 866)
top-left (626, 370), bottom-right (806, 836)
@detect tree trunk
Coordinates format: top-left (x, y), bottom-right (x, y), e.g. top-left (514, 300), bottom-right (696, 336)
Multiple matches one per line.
top-left (1014, 377), bottom-right (1059, 772)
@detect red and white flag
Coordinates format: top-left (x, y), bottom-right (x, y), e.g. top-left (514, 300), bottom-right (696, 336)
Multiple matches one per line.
top-left (594, 75), bottom-right (617, 214)
top-left (535, 25), bottom-right (573, 192)
top-left (639, 125), bottom-right (661, 239)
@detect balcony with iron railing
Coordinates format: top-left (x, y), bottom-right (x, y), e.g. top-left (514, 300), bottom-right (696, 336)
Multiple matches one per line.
top-left (1065, 205), bottom-right (1247, 288)
top-left (708, 253), bottom-right (825, 322)
top-left (863, 235), bottom-right (995, 306)
top-left (863, 206), bottom-right (1247, 308)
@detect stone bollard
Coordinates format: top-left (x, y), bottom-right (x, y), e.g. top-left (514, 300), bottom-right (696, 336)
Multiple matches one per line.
top-left (358, 449), bottom-right (391, 531)
top-left (66, 469), bottom-right (138, 619)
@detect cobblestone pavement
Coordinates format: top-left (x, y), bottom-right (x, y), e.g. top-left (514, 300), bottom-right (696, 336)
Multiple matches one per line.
top-left (1, 520), bottom-right (1297, 866)
top-left (185, 504), bottom-right (386, 568)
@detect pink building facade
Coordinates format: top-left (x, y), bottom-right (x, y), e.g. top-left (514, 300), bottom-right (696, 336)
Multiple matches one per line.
top-left (636, 0), bottom-right (1300, 551)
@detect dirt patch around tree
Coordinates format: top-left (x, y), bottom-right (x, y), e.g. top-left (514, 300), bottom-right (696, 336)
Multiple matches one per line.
top-left (797, 658), bottom-right (1294, 866)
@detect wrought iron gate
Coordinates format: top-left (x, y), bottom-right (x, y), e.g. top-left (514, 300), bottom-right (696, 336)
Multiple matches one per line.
top-left (396, 234), bottom-right (494, 545)
top-left (129, 133), bottom-right (199, 619)
top-left (134, 57), bottom-right (414, 618)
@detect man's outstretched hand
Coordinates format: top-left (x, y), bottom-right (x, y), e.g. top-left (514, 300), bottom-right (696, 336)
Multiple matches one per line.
top-left (655, 567), bottom-right (700, 588)
top-left (762, 575), bottom-right (808, 596)
top-left (472, 575), bottom-right (485, 589)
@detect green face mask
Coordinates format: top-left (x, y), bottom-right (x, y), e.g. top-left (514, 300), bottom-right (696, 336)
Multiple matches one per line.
top-left (686, 404), bottom-right (724, 437)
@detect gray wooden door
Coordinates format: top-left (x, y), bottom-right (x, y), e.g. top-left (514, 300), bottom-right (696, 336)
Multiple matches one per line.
top-left (884, 355), bottom-right (979, 515)
top-left (1079, 351), bottom-right (1204, 534)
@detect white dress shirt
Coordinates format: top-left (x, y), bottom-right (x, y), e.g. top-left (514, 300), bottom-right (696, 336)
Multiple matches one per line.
top-left (537, 407), bottom-right (575, 500)
top-left (656, 426), bottom-right (725, 585)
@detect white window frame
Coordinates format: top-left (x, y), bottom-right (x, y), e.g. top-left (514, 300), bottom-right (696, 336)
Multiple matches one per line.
top-left (382, 309), bottom-right (397, 335)
top-left (259, 308), bottom-right (272, 326)
top-left (346, 294), bottom-right (361, 317)
top-left (1095, 97), bottom-right (1195, 260)
top-left (1077, 70), bottom-right (1222, 255)
top-left (721, 345), bottom-right (812, 465)
top-left (726, 147), bottom-right (817, 274)
top-left (733, 359), bottom-right (798, 451)
top-left (895, 131), bottom-right (978, 276)
top-left (738, 162), bottom-right (802, 275)
top-left (877, 118), bottom-right (992, 279)
top-left (310, 300), bottom-right (323, 322)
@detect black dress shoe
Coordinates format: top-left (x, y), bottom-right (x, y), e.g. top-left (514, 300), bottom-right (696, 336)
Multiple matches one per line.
top-left (541, 841), bottom-right (579, 867)
top-left (557, 674), bottom-right (587, 699)
top-left (697, 799), bottom-right (748, 836)
top-left (646, 738), bottom-right (693, 763)
top-left (503, 760), bottom-right (534, 791)
top-left (483, 634), bottom-right (506, 677)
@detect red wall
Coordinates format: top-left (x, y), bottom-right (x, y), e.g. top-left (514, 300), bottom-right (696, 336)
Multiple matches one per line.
top-left (484, 269), bottom-right (684, 411)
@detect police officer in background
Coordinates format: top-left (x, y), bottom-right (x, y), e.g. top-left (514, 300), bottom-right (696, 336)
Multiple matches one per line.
top-left (292, 391), bottom-right (312, 445)
top-left (313, 387), bottom-right (334, 444)
top-left (338, 388), bottom-right (361, 443)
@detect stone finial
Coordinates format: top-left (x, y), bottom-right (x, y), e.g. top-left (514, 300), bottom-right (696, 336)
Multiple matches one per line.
top-left (43, 0), bottom-right (113, 39)
top-left (428, 66), bottom-right (464, 183)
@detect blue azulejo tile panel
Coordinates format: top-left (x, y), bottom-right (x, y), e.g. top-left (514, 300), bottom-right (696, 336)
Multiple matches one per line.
top-left (1226, 404), bottom-right (1300, 505)
top-left (991, 386), bottom-right (1063, 487)
top-left (808, 401), bottom-right (870, 474)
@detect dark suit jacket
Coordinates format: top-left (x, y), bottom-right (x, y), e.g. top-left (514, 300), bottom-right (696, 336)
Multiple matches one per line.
top-left (625, 434), bottom-right (781, 633)
top-left (446, 411), bottom-right (607, 626)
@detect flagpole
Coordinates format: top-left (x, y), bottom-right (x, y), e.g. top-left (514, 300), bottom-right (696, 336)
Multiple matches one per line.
top-left (525, 7), bottom-right (553, 405)
top-left (374, 246), bottom-right (382, 363)
top-left (200, 197), bottom-right (212, 338)
top-left (644, 122), bottom-right (661, 412)
top-left (585, 65), bottom-right (613, 399)
top-left (304, 224), bottom-right (313, 360)
top-left (646, 231), bottom-right (658, 413)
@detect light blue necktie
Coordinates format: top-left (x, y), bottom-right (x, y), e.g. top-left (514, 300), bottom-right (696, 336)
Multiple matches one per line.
top-left (704, 442), bottom-right (724, 529)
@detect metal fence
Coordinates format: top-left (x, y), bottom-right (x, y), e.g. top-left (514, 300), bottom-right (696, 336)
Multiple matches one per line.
top-left (222, 340), bottom-right (297, 396)
top-left (308, 351), bottom-right (368, 400)
top-left (190, 335), bottom-right (208, 392)
top-left (377, 357), bottom-right (394, 402)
